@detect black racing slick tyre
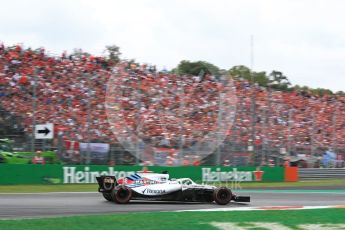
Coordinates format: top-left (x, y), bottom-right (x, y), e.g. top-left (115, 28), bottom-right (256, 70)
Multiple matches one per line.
top-left (102, 192), bottom-right (113, 201)
top-left (213, 187), bottom-right (232, 205)
top-left (112, 186), bottom-right (132, 204)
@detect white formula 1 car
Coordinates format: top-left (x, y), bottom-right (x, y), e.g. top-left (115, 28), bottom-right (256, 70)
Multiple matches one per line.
top-left (96, 172), bottom-right (250, 205)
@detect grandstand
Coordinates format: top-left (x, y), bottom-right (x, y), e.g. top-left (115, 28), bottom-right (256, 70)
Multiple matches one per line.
top-left (0, 106), bottom-right (23, 137)
top-left (0, 44), bottom-right (344, 166)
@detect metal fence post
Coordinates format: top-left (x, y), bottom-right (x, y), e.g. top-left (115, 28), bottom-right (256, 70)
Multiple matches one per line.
top-left (31, 69), bottom-right (38, 152)
top-left (85, 72), bottom-right (91, 164)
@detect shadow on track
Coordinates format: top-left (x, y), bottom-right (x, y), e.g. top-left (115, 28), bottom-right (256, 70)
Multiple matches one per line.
top-left (101, 200), bottom-right (251, 206)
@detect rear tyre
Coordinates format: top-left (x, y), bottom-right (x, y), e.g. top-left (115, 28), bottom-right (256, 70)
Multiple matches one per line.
top-left (102, 192), bottom-right (113, 201)
top-left (112, 186), bottom-right (132, 204)
top-left (213, 187), bottom-right (232, 205)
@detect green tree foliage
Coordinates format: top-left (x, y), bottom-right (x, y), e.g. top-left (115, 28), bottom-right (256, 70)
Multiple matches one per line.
top-left (268, 70), bottom-right (291, 91)
top-left (72, 48), bottom-right (91, 58)
top-left (174, 60), bottom-right (221, 76)
top-left (293, 85), bottom-right (335, 96)
top-left (335, 91), bottom-right (345, 96)
top-left (104, 45), bottom-right (121, 63)
top-left (311, 88), bottom-right (334, 96)
top-left (228, 65), bottom-right (269, 87)
top-left (228, 65), bottom-right (251, 79)
top-left (144, 55), bottom-right (341, 97)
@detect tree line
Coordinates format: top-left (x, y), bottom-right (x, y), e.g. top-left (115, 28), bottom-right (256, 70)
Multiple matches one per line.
top-left (96, 45), bottom-right (344, 97)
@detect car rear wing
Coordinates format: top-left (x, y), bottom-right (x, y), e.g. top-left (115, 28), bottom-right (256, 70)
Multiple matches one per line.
top-left (96, 176), bottom-right (117, 193)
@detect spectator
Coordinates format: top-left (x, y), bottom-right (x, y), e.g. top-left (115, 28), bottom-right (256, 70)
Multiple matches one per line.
top-left (223, 159), bottom-right (231, 166)
top-left (32, 151), bottom-right (45, 164)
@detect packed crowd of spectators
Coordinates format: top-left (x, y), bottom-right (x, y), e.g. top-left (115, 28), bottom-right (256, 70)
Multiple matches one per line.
top-left (231, 81), bottom-right (345, 155)
top-left (106, 62), bottom-right (236, 158)
top-left (0, 44), bottom-right (344, 161)
top-left (0, 44), bottom-right (114, 142)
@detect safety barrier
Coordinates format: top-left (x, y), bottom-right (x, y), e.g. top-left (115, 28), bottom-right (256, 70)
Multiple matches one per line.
top-left (299, 168), bottom-right (345, 180)
top-left (0, 165), bottom-right (285, 185)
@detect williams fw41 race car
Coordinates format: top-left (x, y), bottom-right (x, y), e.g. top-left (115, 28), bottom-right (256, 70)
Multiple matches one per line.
top-left (96, 172), bottom-right (250, 205)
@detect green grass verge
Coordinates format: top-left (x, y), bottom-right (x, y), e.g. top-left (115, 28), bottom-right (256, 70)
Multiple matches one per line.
top-left (0, 179), bottom-right (344, 193)
top-left (0, 209), bottom-right (345, 230)
top-left (0, 184), bottom-right (98, 193)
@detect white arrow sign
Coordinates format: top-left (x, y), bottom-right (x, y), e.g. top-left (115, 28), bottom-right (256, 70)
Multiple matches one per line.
top-left (35, 123), bottom-right (54, 139)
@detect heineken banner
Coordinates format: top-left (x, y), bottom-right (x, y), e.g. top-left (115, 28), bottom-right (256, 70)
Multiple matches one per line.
top-left (0, 165), bottom-right (284, 185)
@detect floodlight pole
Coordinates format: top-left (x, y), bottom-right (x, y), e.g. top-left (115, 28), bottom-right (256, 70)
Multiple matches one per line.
top-left (250, 35), bottom-right (254, 72)
top-left (216, 92), bottom-right (224, 166)
top-left (332, 105), bottom-right (338, 151)
top-left (287, 109), bottom-right (293, 156)
top-left (31, 68), bottom-right (38, 152)
top-left (310, 112), bottom-right (316, 156)
top-left (266, 85), bottom-right (272, 161)
top-left (136, 74), bottom-right (142, 165)
top-left (250, 35), bottom-right (257, 165)
top-left (178, 76), bottom-right (185, 165)
top-left (85, 72), bottom-right (91, 165)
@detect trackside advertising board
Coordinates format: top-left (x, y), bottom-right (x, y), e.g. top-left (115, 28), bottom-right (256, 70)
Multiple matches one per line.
top-left (0, 165), bottom-right (284, 185)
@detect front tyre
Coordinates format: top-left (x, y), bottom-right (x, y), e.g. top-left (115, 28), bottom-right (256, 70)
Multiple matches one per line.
top-left (214, 187), bottom-right (232, 205)
top-left (112, 186), bottom-right (132, 204)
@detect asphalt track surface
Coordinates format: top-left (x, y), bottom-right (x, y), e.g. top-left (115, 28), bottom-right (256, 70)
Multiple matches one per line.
top-left (1, 190), bottom-right (345, 219)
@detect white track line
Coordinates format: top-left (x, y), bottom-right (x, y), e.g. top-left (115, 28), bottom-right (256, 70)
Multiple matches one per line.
top-left (176, 205), bottom-right (345, 212)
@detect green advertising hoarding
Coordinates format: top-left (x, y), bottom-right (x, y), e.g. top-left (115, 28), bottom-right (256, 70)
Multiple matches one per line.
top-left (0, 164), bottom-right (63, 184)
top-left (0, 164), bottom-right (284, 185)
